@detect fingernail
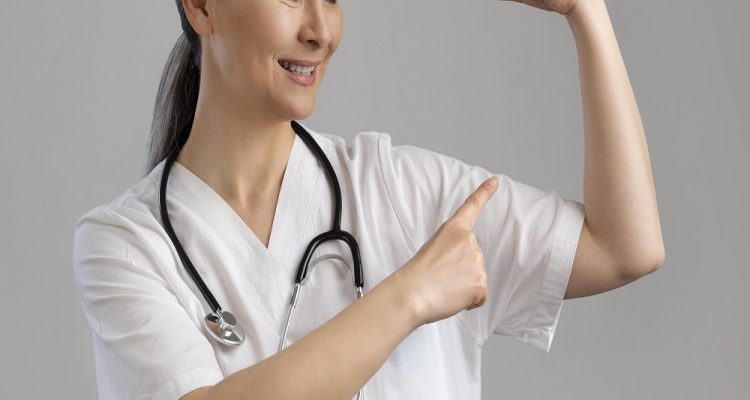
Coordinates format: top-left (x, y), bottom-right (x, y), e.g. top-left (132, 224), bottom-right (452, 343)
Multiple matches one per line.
top-left (488, 176), bottom-right (499, 187)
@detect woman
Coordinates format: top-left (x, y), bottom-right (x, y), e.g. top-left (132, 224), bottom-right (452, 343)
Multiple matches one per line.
top-left (73, 0), bottom-right (665, 399)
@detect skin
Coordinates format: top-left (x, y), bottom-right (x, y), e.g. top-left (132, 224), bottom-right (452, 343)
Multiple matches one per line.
top-left (177, 0), bottom-right (665, 398)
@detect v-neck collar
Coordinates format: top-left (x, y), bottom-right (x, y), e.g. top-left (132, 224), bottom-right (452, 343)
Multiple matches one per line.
top-left (168, 126), bottom-right (326, 273)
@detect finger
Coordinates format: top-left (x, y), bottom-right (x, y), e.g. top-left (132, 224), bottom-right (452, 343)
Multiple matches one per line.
top-left (450, 176), bottom-right (500, 230)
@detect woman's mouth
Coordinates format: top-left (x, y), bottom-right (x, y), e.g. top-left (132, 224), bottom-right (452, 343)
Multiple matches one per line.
top-left (278, 60), bottom-right (318, 87)
top-left (279, 60), bottom-right (315, 76)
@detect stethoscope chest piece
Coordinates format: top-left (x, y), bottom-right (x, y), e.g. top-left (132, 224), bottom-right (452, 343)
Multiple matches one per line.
top-left (205, 310), bottom-right (245, 346)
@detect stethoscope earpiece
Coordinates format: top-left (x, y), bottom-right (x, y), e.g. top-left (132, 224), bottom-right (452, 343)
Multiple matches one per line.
top-left (205, 310), bottom-right (245, 346)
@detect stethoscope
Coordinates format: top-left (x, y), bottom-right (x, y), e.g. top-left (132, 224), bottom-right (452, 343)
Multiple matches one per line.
top-left (159, 120), bottom-right (366, 399)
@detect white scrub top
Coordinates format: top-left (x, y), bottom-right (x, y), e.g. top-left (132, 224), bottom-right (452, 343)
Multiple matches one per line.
top-left (73, 123), bottom-right (585, 400)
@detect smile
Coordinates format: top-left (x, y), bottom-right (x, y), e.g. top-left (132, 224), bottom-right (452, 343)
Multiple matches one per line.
top-left (278, 59), bottom-right (318, 87)
top-left (279, 60), bottom-right (315, 76)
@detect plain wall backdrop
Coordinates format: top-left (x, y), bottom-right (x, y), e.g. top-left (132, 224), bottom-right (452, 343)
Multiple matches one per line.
top-left (1, 1), bottom-right (747, 398)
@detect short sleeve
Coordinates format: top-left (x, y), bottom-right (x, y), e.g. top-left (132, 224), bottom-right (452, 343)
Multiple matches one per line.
top-left (72, 207), bottom-right (224, 399)
top-left (377, 133), bottom-right (585, 352)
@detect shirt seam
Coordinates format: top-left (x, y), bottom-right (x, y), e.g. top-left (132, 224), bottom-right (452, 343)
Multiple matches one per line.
top-left (376, 133), bottom-right (418, 254)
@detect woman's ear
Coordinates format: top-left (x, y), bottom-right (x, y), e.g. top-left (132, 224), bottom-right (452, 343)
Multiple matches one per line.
top-left (182, 0), bottom-right (213, 36)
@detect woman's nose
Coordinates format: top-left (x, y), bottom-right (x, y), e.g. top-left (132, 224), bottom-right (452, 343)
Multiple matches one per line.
top-left (298, 2), bottom-right (333, 49)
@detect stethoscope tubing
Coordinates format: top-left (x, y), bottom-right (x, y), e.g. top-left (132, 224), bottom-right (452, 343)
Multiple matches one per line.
top-left (160, 148), bottom-right (223, 313)
top-left (158, 120), bottom-right (364, 338)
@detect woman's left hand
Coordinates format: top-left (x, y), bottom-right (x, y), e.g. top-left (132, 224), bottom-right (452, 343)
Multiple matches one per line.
top-left (501, 0), bottom-right (582, 18)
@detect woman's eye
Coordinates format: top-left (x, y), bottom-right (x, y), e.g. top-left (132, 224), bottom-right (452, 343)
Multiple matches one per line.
top-left (284, 0), bottom-right (339, 6)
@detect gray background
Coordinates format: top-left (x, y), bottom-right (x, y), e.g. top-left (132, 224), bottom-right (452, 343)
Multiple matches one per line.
top-left (1, 0), bottom-right (747, 398)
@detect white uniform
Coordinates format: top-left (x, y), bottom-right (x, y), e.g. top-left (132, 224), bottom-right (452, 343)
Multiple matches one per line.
top-left (73, 123), bottom-right (585, 400)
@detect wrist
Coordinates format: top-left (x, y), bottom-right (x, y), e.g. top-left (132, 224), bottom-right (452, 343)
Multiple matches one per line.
top-left (566, 0), bottom-right (609, 31)
top-left (384, 265), bottom-right (426, 330)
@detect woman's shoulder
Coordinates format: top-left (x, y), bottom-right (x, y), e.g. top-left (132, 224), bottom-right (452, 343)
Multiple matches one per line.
top-left (73, 163), bottom-right (166, 259)
top-left (304, 123), bottom-right (442, 166)
top-left (304, 124), bottom-right (384, 155)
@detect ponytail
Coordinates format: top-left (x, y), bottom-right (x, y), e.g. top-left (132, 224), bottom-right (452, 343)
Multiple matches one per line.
top-left (143, 0), bottom-right (202, 176)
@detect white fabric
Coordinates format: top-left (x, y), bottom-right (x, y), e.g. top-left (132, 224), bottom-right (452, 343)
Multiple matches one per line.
top-left (73, 123), bottom-right (585, 400)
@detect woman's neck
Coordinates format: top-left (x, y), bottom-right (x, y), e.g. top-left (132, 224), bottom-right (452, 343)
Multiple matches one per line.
top-left (175, 107), bottom-right (296, 209)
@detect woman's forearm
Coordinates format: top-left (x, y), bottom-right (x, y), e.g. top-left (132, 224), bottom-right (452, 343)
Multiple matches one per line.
top-left (567, 0), bottom-right (665, 274)
top-left (197, 271), bottom-right (420, 400)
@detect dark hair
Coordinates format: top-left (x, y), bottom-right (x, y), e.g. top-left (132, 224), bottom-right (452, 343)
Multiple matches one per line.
top-left (143, 0), bottom-right (203, 176)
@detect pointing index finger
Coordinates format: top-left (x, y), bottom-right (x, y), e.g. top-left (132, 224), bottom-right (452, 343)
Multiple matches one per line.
top-left (450, 176), bottom-right (500, 230)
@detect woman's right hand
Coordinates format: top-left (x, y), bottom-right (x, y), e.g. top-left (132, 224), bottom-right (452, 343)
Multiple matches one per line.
top-left (393, 176), bottom-right (500, 326)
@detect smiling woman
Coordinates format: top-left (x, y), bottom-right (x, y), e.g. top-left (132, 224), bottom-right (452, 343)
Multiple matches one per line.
top-left (72, 0), bottom-right (663, 399)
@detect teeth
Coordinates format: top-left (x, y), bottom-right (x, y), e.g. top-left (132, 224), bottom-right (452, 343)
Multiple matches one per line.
top-left (281, 60), bottom-right (315, 76)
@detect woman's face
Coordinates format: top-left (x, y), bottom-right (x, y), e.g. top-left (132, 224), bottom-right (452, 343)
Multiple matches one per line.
top-left (203, 0), bottom-right (343, 121)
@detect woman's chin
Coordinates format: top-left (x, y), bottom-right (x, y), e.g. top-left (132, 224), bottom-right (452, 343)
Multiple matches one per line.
top-left (283, 99), bottom-right (316, 121)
